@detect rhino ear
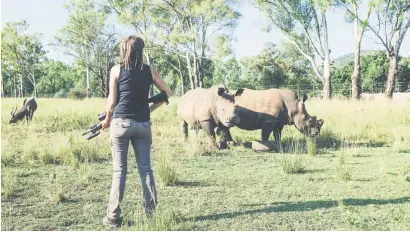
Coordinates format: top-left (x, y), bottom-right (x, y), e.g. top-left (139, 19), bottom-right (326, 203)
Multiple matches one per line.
top-left (302, 94), bottom-right (308, 103)
top-left (217, 87), bottom-right (225, 96)
top-left (317, 119), bottom-right (324, 127)
top-left (234, 88), bottom-right (245, 97)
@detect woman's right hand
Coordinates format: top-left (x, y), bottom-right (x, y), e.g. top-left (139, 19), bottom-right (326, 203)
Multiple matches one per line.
top-left (101, 118), bottom-right (111, 130)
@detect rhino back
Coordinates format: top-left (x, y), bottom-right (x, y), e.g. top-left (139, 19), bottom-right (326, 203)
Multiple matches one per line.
top-left (177, 88), bottom-right (214, 124)
top-left (235, 89), bottom-right (285, 115)
top-left (235, 89), bottom-right (296, 130)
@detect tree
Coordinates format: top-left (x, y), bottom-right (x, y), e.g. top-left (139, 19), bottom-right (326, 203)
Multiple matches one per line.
top-left (332, 51), bottom-right (410, 94)
top-left (36, 60), bottom-right (83, 97)
top-left (52, 0), bottom-right (119, 97)
top-left (240, 43), bottom-right (286, 88)
top-left (255, 0), bottom-right (334, 99)
top-left (211, 57), bottom-right (242, 89)
top-left (1, 20), bottom-right (46, 98)
top-left (106, 0), bottom-right (240, 92)
top-left (348, 0), bottom-right (410, 98)
top-left (276, 41), bottom-right (316, 86)
top-left (338, 0), bottom-right (374, 99)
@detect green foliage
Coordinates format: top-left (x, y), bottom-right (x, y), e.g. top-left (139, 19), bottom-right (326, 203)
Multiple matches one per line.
top-left (277, 155), bottom-right (306, 174)
top-left (1, 20), bottom-right (46, 97)
top-left (52, 0), bottom-right (119, 97)
top-left (255, 0), bottom-right (333, 91)
top-left (1, 172), bottom-right (19, 198)
top-left (276, 41), bottom-right (316, 86)
top-left (37, 60), bottom-right (83, 97)
top-left (240, 43), bottom-right (286, 88)
top-left (2, 98), bottom-right (410, 230)
top-left (108, 0), bottom-right (240, 89)
top-left (332, 51), bottom-right (410, 95)
top-left (68, 89), bottom-right (87, 100)
top-left (157, 158), bottom-right (179, 186)
top-left (337, 167), bottom-right (352, 181)
top-left (211, 58), bottom-right (242, 88)
top-left (211, 42), bottom-right (319, 90)
top-left (307, 138), bottom-right (318, 156)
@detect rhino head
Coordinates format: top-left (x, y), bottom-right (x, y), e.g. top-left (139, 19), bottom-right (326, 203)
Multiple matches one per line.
top-left (292, 94), bottom-right (324, 137)
top-left (214, 87), bottom-right (241, 127)
top-left (9, 107), bottom-right (24, 124)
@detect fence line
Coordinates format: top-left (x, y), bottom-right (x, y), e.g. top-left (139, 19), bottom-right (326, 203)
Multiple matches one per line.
top-left (217, 81), bottom-right (410, 99)
top-left (3, 81), bottom-right (410, 99)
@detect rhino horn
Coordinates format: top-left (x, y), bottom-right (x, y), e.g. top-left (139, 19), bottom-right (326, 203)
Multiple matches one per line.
top-left (11, 107), bottom-right (17, 116)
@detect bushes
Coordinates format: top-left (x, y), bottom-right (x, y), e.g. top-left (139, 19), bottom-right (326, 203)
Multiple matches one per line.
top-left (156, 157), bottom-right (179, 186)
top-left (68, 89), bottom-right (88, 100)
top-left (277, 155), bottom-right (306, 174)
top-left (53, 89), bottom-right (68, 98)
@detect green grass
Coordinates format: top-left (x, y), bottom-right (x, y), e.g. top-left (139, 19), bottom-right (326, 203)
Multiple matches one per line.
top-left (1, 97), bottom-right (410, 230)
top-left (277, 155), bottom-right (306, 174)
top-left (156, 157), bottom-right (179, 186)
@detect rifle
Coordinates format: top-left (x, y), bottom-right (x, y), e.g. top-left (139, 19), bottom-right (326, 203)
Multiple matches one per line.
top-left (82, 90), bottom-right (169, 140)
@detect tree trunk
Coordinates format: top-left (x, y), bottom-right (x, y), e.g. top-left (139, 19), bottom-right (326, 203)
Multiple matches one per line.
top-left (321, 10), bottom-right (331, 99)
top-left (198, 58), bottom-right (204, 88)
top-left (186, 52), bottom-right (195, 89)
top-left (32, 72), bottom-right (37, 98)
top-left (385, 53), bottom-right (398, 98)
top-left (145, 52), bottom-right (154, 97)
top-left (13, 75), bottom-right (16, 98)
top-left (323, 58), bottom-right (331, 99)
top-left (177, 56), bottom-right (184, 95)
top-left (86, 66), bottom-right (91, 98)
top-left (20, 75), bottom-right (23, 98)
top-left (1, 77), bottom-right (4, 98)
top-left (351, 10), bottom-right (362, 100)
top-left (351, 41), bottom-right (361, 99)
top-left (193, 52), bottom-right (200, 88)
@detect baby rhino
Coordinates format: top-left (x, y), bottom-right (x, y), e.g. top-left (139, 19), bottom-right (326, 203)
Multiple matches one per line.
top-left (177, 86), bottom-right (241, 149)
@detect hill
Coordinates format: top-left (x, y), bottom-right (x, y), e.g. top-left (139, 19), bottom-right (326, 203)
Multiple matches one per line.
top-left (332, 50), bottom-right (381, 68)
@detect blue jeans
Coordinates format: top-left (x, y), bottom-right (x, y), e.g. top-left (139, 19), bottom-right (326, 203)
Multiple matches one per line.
top-left (106, 118), bottom-right (157, 219)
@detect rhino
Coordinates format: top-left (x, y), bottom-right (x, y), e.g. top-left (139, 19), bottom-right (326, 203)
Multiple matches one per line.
top-left (221, 88), bottom-right (324, 146)
top-left (177, 86), bottom-right (241, 149)
top-left (9, 97), bottom-right (38, 125)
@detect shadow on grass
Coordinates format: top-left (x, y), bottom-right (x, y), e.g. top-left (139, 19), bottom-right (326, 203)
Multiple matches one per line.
top-left (235, 135), bottom-right (386, 154)
top-left (175, 181), bottom-right (209, 188)
top-left (191, 197), bottom-right (409, 222)
top-left (300, 169), bottom-right (327, 174)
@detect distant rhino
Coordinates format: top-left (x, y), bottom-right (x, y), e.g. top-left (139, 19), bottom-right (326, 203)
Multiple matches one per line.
top-left (177, 85), bottom-right (241, 149)
top-left (222, 88), bottom-right (324, 146)
top-left (9, 97), bottom-right (38, 125)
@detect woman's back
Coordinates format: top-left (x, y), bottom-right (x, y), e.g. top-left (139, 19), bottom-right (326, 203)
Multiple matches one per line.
top-left (113, 64), bottom-right (153, 122)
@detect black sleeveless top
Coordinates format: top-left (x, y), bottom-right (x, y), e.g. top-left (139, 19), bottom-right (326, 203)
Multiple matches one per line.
top-left (112, 64), bottom-right (153, 122)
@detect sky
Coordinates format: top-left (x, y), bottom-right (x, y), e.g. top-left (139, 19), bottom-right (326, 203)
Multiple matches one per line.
top-left (1, 0), bottom-right (410, 65)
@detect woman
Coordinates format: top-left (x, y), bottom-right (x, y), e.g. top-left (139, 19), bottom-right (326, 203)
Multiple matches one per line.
top-left (101, 35), bottom-right (172, 227)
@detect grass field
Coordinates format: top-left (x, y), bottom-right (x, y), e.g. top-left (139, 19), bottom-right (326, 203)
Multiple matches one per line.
top-left (1, 97), bottom-right (410, 230)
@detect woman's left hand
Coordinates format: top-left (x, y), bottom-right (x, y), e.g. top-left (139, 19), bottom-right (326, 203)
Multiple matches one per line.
top-left (101, 118), bottom-right (111, 130)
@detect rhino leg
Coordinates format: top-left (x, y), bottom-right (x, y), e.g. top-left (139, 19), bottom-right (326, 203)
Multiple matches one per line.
top-left (29, 110), bottom-right (34, 122)
top-left (261, 123), bottom-right (274, 142)
top-left (200, 121), bottom-right (226, 149)
top-left (25, 113), bottom-right (29, 126)
top-left (272, 126), bottom-right (284, 151)
top-left (182, 121), bottom-right (189, 139)
top-left (217, 126), bottom-right (235, 146)
top-left (272, 126), bottom-right (283, 142)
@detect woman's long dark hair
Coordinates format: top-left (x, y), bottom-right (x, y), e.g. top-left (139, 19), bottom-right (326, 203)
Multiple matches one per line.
top-left (120, 35), bottom-right (145, 70)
